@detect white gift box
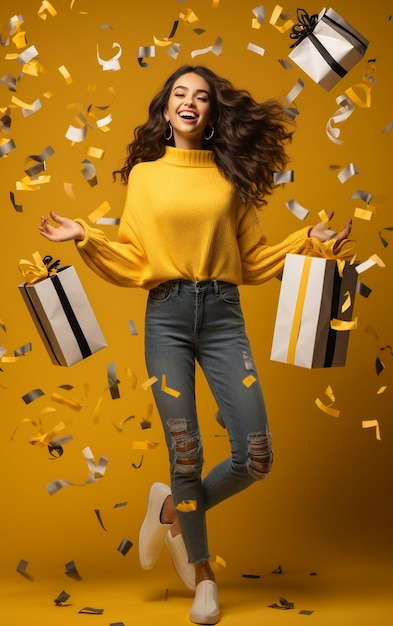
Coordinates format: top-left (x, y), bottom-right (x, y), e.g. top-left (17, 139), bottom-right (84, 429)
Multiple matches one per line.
top-left (288, 7), bottom-right (369, 91)
top-left (19, 265), bottom-right (107, 366)
top-left (270, 254), bottom-right (357, 368)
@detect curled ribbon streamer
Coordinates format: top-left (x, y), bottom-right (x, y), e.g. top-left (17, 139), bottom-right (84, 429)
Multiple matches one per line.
top-left (345, 82), bottom-right (371, 108)
top-left (289, 8), bottom-right (319, 48)
top-left (18, 252), bottom-right (60, 283)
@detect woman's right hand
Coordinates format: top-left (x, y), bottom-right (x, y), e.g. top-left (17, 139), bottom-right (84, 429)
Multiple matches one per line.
top-left (39, 211), bottom-right (85, 242)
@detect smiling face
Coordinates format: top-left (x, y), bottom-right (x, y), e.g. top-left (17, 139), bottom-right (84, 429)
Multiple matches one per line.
top-left (164, 72), bottom-right (213, 149)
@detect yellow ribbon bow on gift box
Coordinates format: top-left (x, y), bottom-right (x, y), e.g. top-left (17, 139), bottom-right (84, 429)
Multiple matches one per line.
top-left (18, 251), bottom-right (59, 283)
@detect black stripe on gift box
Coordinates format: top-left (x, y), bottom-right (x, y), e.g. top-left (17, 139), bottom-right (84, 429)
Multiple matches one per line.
top-left (308, 33), bottom-right (347, 78)
top-left (50, 274), bottom-right (92, 359)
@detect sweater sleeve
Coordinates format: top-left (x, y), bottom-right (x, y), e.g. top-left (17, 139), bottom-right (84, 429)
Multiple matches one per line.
top-left (238, 206), bottom-right (354, 285)
top-left (73, 216), bottom-right (148, 288)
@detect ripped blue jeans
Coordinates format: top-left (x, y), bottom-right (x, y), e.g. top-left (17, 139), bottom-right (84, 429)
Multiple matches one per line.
top-left (145, 280), bottom-right (273, 563)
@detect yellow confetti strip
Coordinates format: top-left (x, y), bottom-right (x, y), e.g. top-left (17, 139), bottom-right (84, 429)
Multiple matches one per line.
top-left (376, 386), bottom-right (387, 394)
top-left (12, 31), bottom-right (27, 49)
top-left (318, 210), bottom-right (330, 226)
top-left (330, 317), bottom-right (358, 331)
top-left (11, 96), bottom-right (36, 111)
top-left (92, 395), bottom-right (103, 425)
top-left (87, 146), bottom-right (105, 159)
top-left (88, 200), bottom-right (111, 223)
top-left (315, 385), bottom-right (340, 417)
top-left (345, 82), bottom-right (371, 108)
top-left (125, 368), bottom-right (138, 389)
top-left (141, 376), bottom-right (158, 390)
top-left (176, 500), bottom-right (197, 512)
top-left (161, 374), bottom-right (181, 398)
top-left (51, 392), bottom-right (83, 412)
top-left (38, 0), bottom-right (57, 19)
top-left (269, 5), bottom-right (294, 32)
top-left (242, 375), bottom-right (256, 388)
top-left (362, 419), bottom-right (381, 440)
top-left (29, 420), bottom-right (69, 447)
top-left (132, 440), bottom-right (159, 450)
top-left (215, 554), bottom-right (226, 568)
top-left (354, 206), bottom-right (375, 221)
top-left (341, 291), bottom-right (352, 313)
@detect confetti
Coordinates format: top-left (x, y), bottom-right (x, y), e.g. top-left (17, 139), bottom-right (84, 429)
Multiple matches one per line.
top-left (65, 124), bottom-right (87, 143)
top-left (286, 198), bottom-right (309, 220)
top-left (14, 342), bottom-right (32, 356)
top-left (107, 362), bottom-right (121, 399)
top-left (242, 375), bottom-right (256, 387)
top-left (83, 446), bottom-right (109, 482)
top-left (337, 163), bottom-right (360, 183)
top-left (176, 499), bottom-right (197, 512)
top-left (58, 65), bottom-right (72, 84)
top-left (128, 320), bottom-right (138, 335)
top-left (191, 36), bottom-right (223, 59)
top-left (137, 46), bottom-right (155, 68)
top-left (131, 455), bottom-right (144, 469)
top-left (94, 509), bottom-right (108, 531)
top-left (269, 5), bottom-right (294, 32)
top-left (81, 159), bottom-right (98, 186)
top-left (315, 385), bottom-right (340, 417)
top-left (117, 538), bottom-right (133, 556)
top-left (16, 559), bottom-right (33, 580)
top-left (65, 560), bottom-right (82, 580)
top-left (141, 376), bottom-right (158, 390)
top-left (88, 200), bottom-right (112, 224)
top-left (22, 388), bottom-right (44, 404)
top-left (382, 121), bottom-right (393, 134)
top-left (326, 95), bottom-right (355, 144)
top-left (285, 79), bottom-right (304, 105)
top-left (97, 42), bottom-right (122, 71)
top-left (161, 374), bottom-right (181, 398)
top-left (38, 1), bottom-right (57, 19)
top-left (247, 42), bottom-right (265, 56)
top-left (132, 440), bottom-right (158, 450)
top-left (269, 597), bottom-right (295, 610)
top-left (252, 5), bottom-right (266, 28)
top-left (51, 392), bottom-right (83, 412)
top-left (278, 58), bottom-right (292, 69)
top-left (54, 590), bottom-right (71, 605)
top-left (273, 170), bottom-right (294, 184)
top-left (379, 226), bottom-right (393, 248)
top-left (112, 414), bottom-right (135, 433)
top-left (356, 254), bottom-right (385, 274)
top-left (0, 138), bottom-right (16, 157)
top-left (362, 419), bottom-right (381, 440)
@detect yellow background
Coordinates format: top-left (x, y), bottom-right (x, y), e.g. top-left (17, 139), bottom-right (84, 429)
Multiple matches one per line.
top-left (1, 1), bottom-right (392, 624)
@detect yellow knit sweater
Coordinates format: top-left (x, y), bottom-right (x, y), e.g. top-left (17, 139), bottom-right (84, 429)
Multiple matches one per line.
top-left (75, 147), bottom-right (342, 290)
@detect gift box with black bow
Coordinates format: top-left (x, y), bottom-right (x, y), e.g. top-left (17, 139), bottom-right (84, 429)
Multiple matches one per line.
top-left (270, 254), bottom-right (358, 369)
top-left (18, 253), bottom-right (107, 366)
top-left (288, 7), bottom-right (369, 91)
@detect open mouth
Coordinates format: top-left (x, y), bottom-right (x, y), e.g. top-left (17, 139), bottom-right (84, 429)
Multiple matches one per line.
top-left (178, 111), bottom-right (198, 121)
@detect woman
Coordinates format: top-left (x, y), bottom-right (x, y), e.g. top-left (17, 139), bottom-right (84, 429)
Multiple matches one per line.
top-left (39, 65), bottom-right (352, 625)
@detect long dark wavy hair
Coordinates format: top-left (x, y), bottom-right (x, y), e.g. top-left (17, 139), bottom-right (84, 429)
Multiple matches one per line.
top-left (113, 65), bottom-right (294, 208)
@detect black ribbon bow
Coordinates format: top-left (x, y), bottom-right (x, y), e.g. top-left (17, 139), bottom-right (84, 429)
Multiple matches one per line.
top-left (43, 255), bottom-right (61, 274)
top-left (289, 8), bottom-right (319, 48)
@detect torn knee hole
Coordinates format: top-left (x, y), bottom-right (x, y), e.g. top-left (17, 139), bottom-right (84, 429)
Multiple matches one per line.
top-left (168, 419), bottom-right (202, 473)
top-left (247, 432), bottom-right (273, 479)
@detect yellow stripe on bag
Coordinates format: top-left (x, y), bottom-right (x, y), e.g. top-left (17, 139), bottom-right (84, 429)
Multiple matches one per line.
top-left (287, 256), bottom-right (312, 365)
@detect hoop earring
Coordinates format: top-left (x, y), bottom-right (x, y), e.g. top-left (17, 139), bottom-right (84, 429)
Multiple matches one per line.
top-left (203, 125), bottom-right (215, 141)
top-left (164, 121), bottom-right (173, 141)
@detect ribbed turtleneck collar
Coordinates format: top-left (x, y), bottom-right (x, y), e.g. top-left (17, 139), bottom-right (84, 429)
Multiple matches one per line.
top-left (162, 146), bottom-right (216, 167)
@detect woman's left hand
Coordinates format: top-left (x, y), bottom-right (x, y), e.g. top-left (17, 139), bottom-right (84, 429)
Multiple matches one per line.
top-left (308, 211), bottom-right (352, 255)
